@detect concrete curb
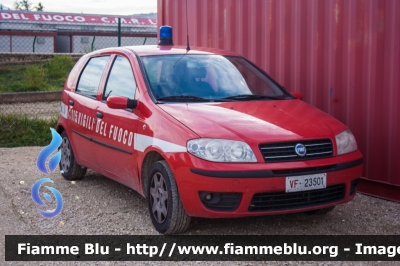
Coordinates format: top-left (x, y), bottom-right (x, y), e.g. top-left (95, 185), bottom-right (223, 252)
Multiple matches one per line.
top-left (0, 53), bottom-right (83, 64)
top-left (0, 91), bottom-right (62, 104)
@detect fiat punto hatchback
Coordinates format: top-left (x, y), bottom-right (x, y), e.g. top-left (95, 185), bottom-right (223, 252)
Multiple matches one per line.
top-left (56, 28), bottom-right (363, 234)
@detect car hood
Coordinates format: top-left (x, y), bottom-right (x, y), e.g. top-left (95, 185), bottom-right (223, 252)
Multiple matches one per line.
top-left (158, 99), bottom-right (347, 144)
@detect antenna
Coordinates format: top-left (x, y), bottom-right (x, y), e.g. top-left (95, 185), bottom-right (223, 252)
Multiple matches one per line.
top-left (185, 0), bottom-right (190, 51)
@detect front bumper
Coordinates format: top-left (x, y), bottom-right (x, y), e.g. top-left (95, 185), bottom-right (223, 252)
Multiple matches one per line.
top-left (167, 151), bottom-right (363, 218)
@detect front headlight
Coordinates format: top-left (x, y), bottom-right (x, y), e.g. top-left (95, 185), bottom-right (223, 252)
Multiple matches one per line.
top-left (187, 138), bottom-right (257, 162)
top-left (335, 129), bottom-right (357, 155)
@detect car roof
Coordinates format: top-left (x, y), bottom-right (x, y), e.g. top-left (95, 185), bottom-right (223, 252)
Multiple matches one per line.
top-left (93, 45), bottom-right (239, 57)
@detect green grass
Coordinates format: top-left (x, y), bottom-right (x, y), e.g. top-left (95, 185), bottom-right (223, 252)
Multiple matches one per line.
top-left (0, 55), bottom-right (75, 93)
top-left (23, 65), bottom-right (48, 91)
top-left (46, 55), bottom-right (75, 79)
top-left (0, 114), bottom-right (58, 147)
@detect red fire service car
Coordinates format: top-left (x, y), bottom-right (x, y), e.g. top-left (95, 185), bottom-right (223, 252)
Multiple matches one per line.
top-left (56, 26), bottom-right (363, 234)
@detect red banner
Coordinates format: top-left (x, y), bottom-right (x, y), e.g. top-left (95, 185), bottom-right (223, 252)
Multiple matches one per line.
top-left (0, 11), bottom-right (157, 26)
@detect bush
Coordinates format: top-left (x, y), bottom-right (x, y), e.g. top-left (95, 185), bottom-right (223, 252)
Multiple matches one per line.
top-left (23, 65), bottom-right (48, 91)
top-left (0, 57), bottom-right (76, 94)
top-left (0, 114), bottom-right (58, 147)
top-left (46, 55), bottom-right (74, 79)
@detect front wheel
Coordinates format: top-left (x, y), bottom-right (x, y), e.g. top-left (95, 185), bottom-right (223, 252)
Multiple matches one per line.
top-left (59, 131), bottom-right (87, 180)
top-left (147, 161), bottom-right (191, 234)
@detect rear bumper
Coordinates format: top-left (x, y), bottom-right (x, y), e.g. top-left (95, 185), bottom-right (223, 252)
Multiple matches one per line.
top-left (168, 151), bottom-right (363, 218)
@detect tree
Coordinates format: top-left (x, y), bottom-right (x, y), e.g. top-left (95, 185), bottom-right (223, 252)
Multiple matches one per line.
top-left (13, 0), bottom-right (44, 11)
top-left (35, 2), bottom-right (44, 11)
top-left (21, 0), bottom-right (31, 10)
top-left (13, 1), bottom-right (21, 10)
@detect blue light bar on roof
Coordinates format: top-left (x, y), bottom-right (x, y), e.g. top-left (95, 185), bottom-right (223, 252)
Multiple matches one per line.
top-left (158, 26), bottom-right (173, 46)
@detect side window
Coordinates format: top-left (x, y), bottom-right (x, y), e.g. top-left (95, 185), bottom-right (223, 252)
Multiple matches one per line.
top-left (103, 56), bottom-right (136, 100)
top-left (76, 56), bottom-right (110, 98)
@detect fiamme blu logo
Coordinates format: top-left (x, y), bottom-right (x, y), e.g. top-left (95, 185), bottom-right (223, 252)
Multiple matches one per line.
top-left (32, 128), bottom-right (63, 218)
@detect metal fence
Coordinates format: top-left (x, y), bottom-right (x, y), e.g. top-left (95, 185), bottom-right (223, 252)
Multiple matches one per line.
top-left (0, 30), bottom-right (157, 54)
top-left (0, 91), bottom-right (64, 119)
top-left (0, 10), bottom-right (158, 53)
top-left (0, 10), bottom-right (157, 122)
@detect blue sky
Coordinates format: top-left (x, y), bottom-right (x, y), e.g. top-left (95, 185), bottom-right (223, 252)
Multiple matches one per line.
top-left (0, 0), bottom-right (157, 15)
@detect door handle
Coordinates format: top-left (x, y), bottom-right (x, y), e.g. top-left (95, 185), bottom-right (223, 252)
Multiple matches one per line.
top-left (69, 100), bottom-right (74, 106)
top-left (96, 112), bottom-right (103, 119)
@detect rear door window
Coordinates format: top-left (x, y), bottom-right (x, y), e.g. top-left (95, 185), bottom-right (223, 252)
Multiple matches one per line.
top-left (103, 56), bottom-right (137, 100)
top-left (76, 56), bottom-right (110, 98)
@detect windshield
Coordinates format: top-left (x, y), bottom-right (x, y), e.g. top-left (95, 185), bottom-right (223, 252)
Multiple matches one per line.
top-left (141, 54), bottom-right (291, 102)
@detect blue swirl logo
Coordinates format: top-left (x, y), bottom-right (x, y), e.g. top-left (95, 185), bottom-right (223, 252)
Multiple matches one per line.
top-left (33, 128), bottom-right (63, 218)
top-left (31, 178), bottom-right (63, 218)
top-left (37, 128), bottom-right (62, 175)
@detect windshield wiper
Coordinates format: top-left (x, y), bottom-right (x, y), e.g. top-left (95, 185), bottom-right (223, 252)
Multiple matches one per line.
top-left (220, 94), bottom-right (285, 101)
top-left (157, 95), bottom-right (211, 102)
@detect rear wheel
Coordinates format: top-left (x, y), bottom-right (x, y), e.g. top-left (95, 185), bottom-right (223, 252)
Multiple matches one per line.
top-left (147, 160), bottom-right (191, 234)
top-left (59, 131), bottom-right (87, 180)
top-left (306, 206), bottom-right (335, 215)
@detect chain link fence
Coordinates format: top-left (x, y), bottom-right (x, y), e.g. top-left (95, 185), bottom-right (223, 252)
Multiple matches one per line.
top-left (0, 91), bottom-right (63, 119)
top-left (0, 10), bottom-right (157, 121)
top-left (0, 10), bottom-right (157, 53)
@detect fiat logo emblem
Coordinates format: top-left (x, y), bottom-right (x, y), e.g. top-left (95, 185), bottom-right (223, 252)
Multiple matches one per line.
top-left (295, 143), bottom-right (307, 156)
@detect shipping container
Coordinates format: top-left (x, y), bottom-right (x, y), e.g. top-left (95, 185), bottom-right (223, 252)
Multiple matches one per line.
top-left (158, 0), bottom-right (400, 201)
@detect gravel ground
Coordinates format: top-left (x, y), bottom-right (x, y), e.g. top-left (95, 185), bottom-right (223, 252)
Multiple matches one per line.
top-left (1, 146), bottom-right (399, 265)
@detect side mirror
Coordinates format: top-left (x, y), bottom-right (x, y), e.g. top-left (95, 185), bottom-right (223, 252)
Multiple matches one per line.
top-left (290, 91), bottom-right (303, 100)
top-left (106, 96), bottom-right (137, 109)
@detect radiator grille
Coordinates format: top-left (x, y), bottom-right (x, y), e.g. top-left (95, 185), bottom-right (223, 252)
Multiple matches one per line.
top-left (259, 139), bottom-right (333, 163)
top-left (248, 184), bottom-right (345, 212)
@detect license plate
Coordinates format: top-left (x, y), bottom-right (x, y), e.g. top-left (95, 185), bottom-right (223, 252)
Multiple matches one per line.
top-left (285, 173), bottom-right (327, 192)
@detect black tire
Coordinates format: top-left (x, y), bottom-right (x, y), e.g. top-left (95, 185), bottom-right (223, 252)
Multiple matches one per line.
top-left (306, 206), bottom-right (335, 215)
top-left (59, 131), bottom-right (87, 180)
top-left (147, 160), bottom-right (191, 234)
